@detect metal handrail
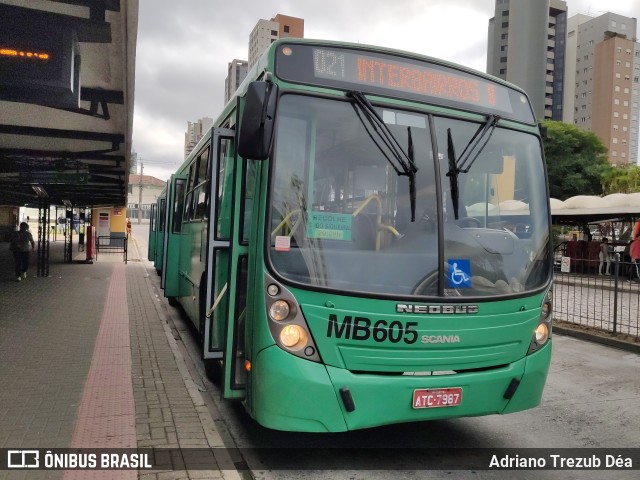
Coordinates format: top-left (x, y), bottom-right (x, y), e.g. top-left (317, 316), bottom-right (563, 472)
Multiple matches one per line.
top-left (95, 235), bottom-right (128, 263)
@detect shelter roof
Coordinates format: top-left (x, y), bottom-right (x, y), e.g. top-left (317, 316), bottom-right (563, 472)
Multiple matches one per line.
top-left (551, 194), bottom-right (640, 225)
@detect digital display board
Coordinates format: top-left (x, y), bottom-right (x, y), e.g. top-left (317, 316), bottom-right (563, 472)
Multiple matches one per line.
top-left (0, 47), bottom-right (50, 61)
top-left (276, 44), bottom-right (535, 124)
top-left (0, 25), bottom-right (80, 109)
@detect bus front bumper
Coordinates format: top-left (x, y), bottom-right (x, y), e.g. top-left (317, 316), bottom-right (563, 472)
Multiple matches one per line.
top-left (251, 341), bottom-right (551, 432)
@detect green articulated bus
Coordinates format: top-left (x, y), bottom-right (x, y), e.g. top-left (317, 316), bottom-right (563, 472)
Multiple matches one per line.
top-left (152, 38), bottom-right (553, 432)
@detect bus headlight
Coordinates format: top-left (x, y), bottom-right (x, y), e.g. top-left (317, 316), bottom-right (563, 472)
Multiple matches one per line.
top-left (280, 325), bottom-right (308, 350)
top-left (269, 300), bottom-right (290, 321)
top-left (528, 290), bottom-right (552, 355)
top-left (264, 274), bottom-right (321, 363)
top-left (534, 323), bottom-right (549, 343)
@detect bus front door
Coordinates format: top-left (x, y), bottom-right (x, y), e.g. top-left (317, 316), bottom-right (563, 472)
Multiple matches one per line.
top-left (203, 128), bottom-right (246, 399)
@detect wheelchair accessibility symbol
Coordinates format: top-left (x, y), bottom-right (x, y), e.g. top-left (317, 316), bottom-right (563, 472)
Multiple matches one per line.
top-left (447, 259), bottom-right (471, 288)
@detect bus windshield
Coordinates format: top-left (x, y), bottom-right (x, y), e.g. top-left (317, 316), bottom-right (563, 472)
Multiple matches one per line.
top-left (268, 94), bottom-right (551, 297)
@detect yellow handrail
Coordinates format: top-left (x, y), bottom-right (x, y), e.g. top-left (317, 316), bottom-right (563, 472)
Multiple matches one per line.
top-left (271, 208), bottom-right (302, 237)
top-left (352, 195), bottom-right (400, 250)
top-left (352, 194), bottom-right (383, 217)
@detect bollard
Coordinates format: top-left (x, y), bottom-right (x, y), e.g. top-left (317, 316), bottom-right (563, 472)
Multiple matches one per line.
top-left (86, 225), bottom-right (94, 261)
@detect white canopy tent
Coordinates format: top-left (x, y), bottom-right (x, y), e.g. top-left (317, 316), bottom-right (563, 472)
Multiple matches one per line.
top-left (550, 193), bottom-right (640, 225)
top-left (466, 194), bottom-right (640, 227)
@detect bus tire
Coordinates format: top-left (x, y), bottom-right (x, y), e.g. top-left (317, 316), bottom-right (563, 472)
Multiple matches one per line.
top-left (167, 296), bottom-right (178, 306)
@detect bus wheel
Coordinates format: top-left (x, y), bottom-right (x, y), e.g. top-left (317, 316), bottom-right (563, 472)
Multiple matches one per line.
top-left (167, 296), bottom-right (178, 306)
top-left (204, 359), bottom-right (222, 385)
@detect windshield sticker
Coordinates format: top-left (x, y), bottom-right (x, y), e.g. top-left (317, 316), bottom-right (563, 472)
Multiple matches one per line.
top-left (274, 235), bottom-right (291, 251)
top-left (307, 211), bottom-right (352, 240)
top-left (447, 259), bottom-right (471, 288)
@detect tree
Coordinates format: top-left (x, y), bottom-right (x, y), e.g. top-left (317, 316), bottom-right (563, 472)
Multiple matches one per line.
top-left (601, 164), bottom-right (640, 194)
top-left (542, 120), bottom-right (610, 200)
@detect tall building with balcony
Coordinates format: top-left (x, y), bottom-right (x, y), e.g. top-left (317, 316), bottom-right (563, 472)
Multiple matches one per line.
top-left (248, 14), bottom-right (304, 68)
top-left (224, 59), bottom-right (248, 105)
top-left (563, 13), bottom-right (639, 165)
top-left (487, 0), bottom-right (568, 121)
top-left (184, 117), bottom-right (213, 159)
top-left (224, 15), bottom-right (303, 106)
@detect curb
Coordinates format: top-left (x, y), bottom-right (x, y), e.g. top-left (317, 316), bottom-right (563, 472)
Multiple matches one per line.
top-left (554, 325), bottom-right (640, 354)
top-left (133, 237), bottom-right (243, 480)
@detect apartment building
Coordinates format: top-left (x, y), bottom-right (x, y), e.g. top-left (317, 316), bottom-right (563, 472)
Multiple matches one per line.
top-left (563, 13), bottom-right (639, 165)
top-left (487, 0), bottom-right (568, 121)
top-left (489, 1), bottom-right (639, 165)
top-left (184, 117), bottom-right (213, 159)
top-left (248, 14), bottom-right (304, 68)
top-left (224, 59), bottom-right (248, 105)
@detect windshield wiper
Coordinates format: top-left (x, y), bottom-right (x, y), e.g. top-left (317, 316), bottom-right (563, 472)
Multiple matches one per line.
top-left (446, 128), bottom-right (460, 220)
top-left (348, 91), bottom-right (419, 221)
top-left (446, 114), bottom-right (500, 220)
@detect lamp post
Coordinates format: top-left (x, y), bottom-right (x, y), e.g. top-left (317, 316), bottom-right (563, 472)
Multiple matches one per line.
top-left (138, 161), bottom-right (143, 224)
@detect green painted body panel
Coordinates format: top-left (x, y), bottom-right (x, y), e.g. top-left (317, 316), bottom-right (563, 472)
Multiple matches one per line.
top-left (163, 175), bottom-right (186, 298)
top-left (153, 195), bottom-right (166, 273)
top-left (502, 340), bottom-right (552, 413)
top-left (154, 228), bottom-right (164, 272)
top-left (147, 204), bottom-right (157, 262)
top-left (176, 220), bottom-right (207, 325)
top-left (252, 345), bottom-right (348, 432)
top-left (299, 294), bottom-right (542, 373)
top-left (249, 339), bottom-right (550, 432)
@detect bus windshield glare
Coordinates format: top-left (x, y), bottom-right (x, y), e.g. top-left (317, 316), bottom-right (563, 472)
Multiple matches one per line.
top-left (269, 94), bottom-right (551, 297)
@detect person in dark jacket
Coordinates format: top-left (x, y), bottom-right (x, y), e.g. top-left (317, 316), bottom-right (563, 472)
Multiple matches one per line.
top-left (10, 222), bottom-right (35, 282)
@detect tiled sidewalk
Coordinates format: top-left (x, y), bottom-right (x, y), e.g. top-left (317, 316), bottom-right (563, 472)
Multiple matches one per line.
top-left (0, 235), bottom-right (239, 480)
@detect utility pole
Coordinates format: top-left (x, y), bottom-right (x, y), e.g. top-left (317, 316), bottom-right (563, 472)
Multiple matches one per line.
top-left (138, 161), bottom-right (143, 224)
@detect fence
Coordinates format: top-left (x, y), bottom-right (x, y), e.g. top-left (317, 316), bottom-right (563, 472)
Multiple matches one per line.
top-left (553, 242), bottom-right (640, 340)
top-left (95, 235), bottom-right (128, 263)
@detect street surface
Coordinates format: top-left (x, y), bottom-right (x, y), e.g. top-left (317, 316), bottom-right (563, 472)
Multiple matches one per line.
top-left (133, 224), bottom-right (640, 479)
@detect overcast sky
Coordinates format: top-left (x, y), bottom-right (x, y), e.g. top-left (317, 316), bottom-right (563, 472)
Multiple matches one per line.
top-left (132, 0), bottom-right (640, 181)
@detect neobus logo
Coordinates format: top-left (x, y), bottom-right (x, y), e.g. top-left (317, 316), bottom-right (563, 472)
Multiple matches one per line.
top-left (397, 304), bottom-right (479, 314)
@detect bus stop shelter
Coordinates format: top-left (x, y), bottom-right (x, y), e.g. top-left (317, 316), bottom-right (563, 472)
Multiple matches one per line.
top-left (0, 0), bottom-right (138, 272)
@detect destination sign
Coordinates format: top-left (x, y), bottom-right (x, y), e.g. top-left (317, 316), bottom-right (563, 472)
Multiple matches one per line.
top-left (276, 43), bottom-right (535, 124)
top-left (0, 47), bottom-right (50, 61)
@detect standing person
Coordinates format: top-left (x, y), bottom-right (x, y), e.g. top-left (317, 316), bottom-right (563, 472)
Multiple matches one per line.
top-left (126, 218), bottom-right (132, 237)
top-left (623, 239), bottom-right (633, 279)
top-left (630, 234), bottom-right (640, 282)
top-left (598, 237), bottom-right (611, 275)
top-left (10, 222), bottom-right (35, 282)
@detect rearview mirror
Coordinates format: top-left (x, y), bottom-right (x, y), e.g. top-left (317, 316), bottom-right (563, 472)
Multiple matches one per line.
top-left (238, 81), bottom-right (278, 160)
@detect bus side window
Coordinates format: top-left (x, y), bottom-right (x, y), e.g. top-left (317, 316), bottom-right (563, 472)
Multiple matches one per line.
top-left (173, 179), bottom-right (186, 233)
